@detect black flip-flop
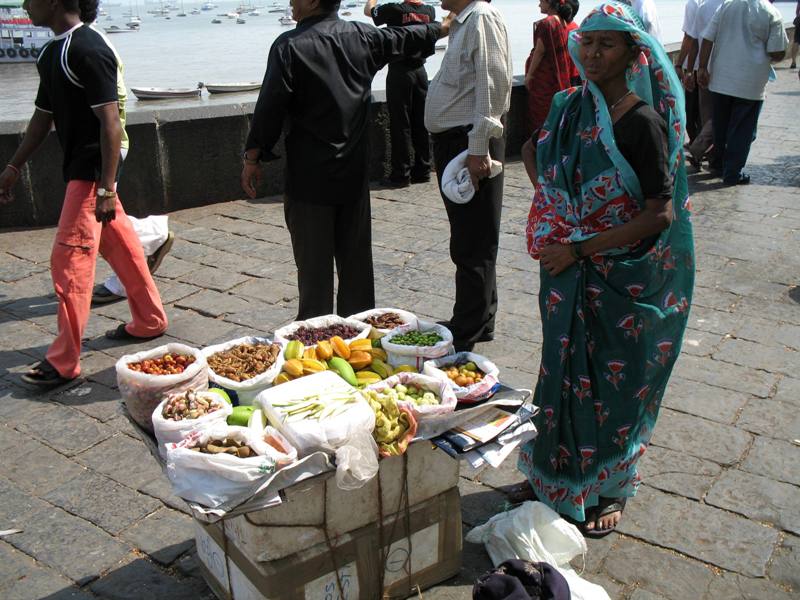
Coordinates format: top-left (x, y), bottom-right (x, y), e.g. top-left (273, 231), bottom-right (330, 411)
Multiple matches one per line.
top-left (582, 497), bottom-right (627, 539)
top-left (21, 360), bottom-right (75, 388)
top-left (105, 323), bottom-right (164, 342)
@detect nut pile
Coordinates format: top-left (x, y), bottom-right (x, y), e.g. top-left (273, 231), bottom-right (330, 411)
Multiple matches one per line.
top-left (128, 353), bottom-right (196, 375)
top-left (162, 390), bottom-right (222, 421)
top-left (286, 324), bottom-right (362, 345)
top-left (363, 312), bottom-right (406, 330)
top-left (207, 342), bottom-right (281, 381)
top-left (189, 437), bottom-right (254, 458)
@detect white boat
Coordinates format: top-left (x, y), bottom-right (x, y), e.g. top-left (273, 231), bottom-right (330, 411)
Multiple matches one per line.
top-left (278, 7), bottom-right (294, 25)
top-left (247, 10), bottom-right (259, 16)
top-left (190, 8), bottom-right (200, 14)
top-left (211, 17), bottom-right (221, 22)
top-left (131, 86), bottom-right (202, 100)
top-left (0, 0), bottom-right (53, 63)
top-left (105, 24), bottom-right (137, 32)
top-left (201, 1), bottom-right (216, 9)
top-left (267, 6), bottom-right (282, 12)
top-left (225, 12), bottom-right (238, 18)
top-left (200, 81), bottom-right (261, 94)
top-left (236, 17), bottom-right (245, 23)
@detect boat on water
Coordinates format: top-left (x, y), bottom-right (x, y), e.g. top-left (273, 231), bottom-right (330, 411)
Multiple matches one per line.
top-left (236, 17), bottom-right (245, 23)
top-left (105, 24), bottom-right (138, 32)
top-left (200, 81), bottom-right (261, 94)
top-left (278, 7), bottom-right (294, 25)
top-left (248, 10), bottom-right (260, 16)
top-left (201, 2), bottom-right (216, 10)
top-left (211, 17), bottom-right (221, 22)
top-left (131, 86), bottom-right (202, 100)
top-left (341, 10), bottom-right (351, 15)
top-left (0, 0), bottom-right (54, 63)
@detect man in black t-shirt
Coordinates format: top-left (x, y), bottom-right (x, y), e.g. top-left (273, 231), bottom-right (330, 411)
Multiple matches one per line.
top-left (365, 0), bottom-right (437, 187)
top-left (0, 0), bottom-right (167, 387)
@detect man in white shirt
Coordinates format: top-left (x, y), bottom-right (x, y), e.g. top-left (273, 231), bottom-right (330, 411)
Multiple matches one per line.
top-left (623, 0), bottom-right (663, 42)
top-left (698, 0), bottom-right (787, 185)
top-left (682, 0), bottom-right (723, 167)
top-left (675, 0), bottom-right (700, 143)
top-left (424, 0), bottom-right (511, 352)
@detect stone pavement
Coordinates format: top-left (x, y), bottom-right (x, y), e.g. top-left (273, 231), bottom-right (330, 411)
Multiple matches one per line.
top-left (1, 66), bottom-right (799, 600)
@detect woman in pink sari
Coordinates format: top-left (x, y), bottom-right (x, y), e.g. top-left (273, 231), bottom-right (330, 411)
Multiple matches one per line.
top-left (525, 0), bottom-right (581, 137)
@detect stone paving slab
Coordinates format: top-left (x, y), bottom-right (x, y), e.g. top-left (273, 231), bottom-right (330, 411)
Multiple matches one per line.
top-left (0, 62), bottom-right (798, 600)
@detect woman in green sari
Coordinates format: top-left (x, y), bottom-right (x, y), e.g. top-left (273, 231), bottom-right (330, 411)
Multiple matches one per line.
top-left (512, 2), bottom-right (695, 537)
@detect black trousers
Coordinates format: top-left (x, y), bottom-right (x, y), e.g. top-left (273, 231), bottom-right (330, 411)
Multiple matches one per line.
top-left (386, 65), bottom-right (431, 181)
top-left (432, 127), bottom-right (505, 350)
top-left (283, 185), bottom-right (375, 320)
top-left (684, 75), bottom-right (700, 143)
top-left (710, 91), bottom-right (762, 183)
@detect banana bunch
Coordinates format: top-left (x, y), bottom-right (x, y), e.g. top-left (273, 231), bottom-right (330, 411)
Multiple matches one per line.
top-left (275, 336), bottom-right (419, 388)
top-left (364, 389), bottom-right (414, 456)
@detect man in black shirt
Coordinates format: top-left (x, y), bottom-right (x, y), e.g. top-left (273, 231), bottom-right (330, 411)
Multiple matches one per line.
top-left (241, 0), bottom-right (445, 320)
top-left (0, 0), bottom-right (167, 386)
top-left (366, 0), bottom-right (437, 187)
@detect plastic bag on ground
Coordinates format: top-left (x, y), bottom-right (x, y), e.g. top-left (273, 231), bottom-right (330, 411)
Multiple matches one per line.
top-left (365, 372), bottom-right (457, 421)
top-left (273, 314), bottom-right (370, 346)
top-left (165, 424), bottom-right (296, 509)
top-left (116, 343), bottom-right (208, 432)
top-left (466, 501), bottom-right (610, 600)
top-left (379, 319), bottom-right (454, 370)
top-left (423, 351), bottom-right (500, 403)
top-left (201, 336), bottom-right (285, 406)
top-left (152, 390), bottom-right (232, 458)
top-left (347, 307), bottom-right (419, 336)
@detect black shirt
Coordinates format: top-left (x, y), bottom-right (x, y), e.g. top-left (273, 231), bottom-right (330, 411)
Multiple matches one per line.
top-left (35, 23), bottom-right (121, 182)
top-left (370, 0), bottom-right (437, 69)
top-left (613, 100), bottom-right (673, 200)
top-left (245, 13), bottom-right (440, 205)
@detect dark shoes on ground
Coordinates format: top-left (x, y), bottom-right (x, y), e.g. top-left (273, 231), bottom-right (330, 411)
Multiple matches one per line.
top-left (21, 360), bottom-right (75, 388)
top-left (722, 173), bottom-right (751, 186)
top-left (410, 172), bottom-right (431, 184)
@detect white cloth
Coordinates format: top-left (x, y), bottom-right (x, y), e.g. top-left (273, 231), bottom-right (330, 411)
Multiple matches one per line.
top-left (424, 0), bottom-right (512, 155)
top-left (465, 501), bottom-right (611, 600)
top-left (103, 214), bottom-right (169, 297)
top-left (703, 0), bottom-right (788, 101)
top-left (440, 149), bottom-right (503, 204)
top-left (681, 0), bottom-right (699, 68)
top-left (632, 0), bottom-right (663, 42)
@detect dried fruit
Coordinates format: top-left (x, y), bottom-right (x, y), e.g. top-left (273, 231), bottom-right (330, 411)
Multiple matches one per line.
top-left (128, 353), bottom-right (195, 375)
top-left (207, 343), bottom-right (281, 382)
top-left (362, 312), bottom-right (407, 330)
top-left (286, 324), bottom-right (361, 345)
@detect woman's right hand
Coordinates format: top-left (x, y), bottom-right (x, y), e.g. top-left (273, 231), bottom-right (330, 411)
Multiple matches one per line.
top-left (0, 165), bottom-right (19, 204)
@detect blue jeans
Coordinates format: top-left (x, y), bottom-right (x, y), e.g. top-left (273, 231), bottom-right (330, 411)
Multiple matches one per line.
top-left (710, 92), bottom-right (763, 182)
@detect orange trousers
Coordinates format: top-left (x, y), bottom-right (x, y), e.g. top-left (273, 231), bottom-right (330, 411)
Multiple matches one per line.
top-left (46, 180), bottom-right (167, 378)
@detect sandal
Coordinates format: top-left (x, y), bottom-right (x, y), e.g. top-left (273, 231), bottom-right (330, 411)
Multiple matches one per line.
top-left (582, 497), bottom-right (627, 539)
top-left (105, 323), bottom-right (164, 342)
top-left (147, 231), bottom-right (175, 275)
top-left (502, 481), bottom-right (540, 504)
top-left (21, 360), bottom-right (75, 388)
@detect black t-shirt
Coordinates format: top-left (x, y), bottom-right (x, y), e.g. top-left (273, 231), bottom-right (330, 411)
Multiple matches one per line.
top-left (370, 1), bottom-right (436, 69)
top-left (612, 100), bottom-right (673, 200)
top-left (35, 23), bottom-right (121, 182)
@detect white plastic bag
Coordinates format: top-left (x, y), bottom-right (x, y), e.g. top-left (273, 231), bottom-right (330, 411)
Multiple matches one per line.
top-left (274, 314), bottom-right (370, 346)
top-left (256, 371), bottom-right (376, 456)
top-left (423, 352), bottom-right (500, 403)
top-left (366, 372), bottom-right (457, 421)
top-left (466, 501), bottom-right (610, 600)
top-left (165, 424), bottom-right (297, 509)
top-left (334, 430), bottom-right (380, 491)
top-left (379, 319), bottom-right (454, 370)
top-left (201, 336), bottom-right (285, 406)
top-left (116, 343), bottom-right (208, 432)
top-left (151, 390), bottom-right (232, 458)
top-left (347, 307), bottom-right (419, 335)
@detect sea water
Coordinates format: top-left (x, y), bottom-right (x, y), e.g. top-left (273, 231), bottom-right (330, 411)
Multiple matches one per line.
top-left (1, 0), bottom-right (797, 121)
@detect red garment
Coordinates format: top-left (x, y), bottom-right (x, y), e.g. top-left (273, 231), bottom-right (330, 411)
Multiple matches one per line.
top-left (46, 180), bottom-right (167, 378)
top-left (525, 16), bottom-right (579, 137)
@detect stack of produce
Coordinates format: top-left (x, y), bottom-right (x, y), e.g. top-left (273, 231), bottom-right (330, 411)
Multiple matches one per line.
top-left (207, 342), bottom-right (281, 382)
top-left (275, 337), bottom-right (412, 387)
top-left (363, 387), bottom-right (417, 456)
top-left (423, 352), bottom-right (500, 403)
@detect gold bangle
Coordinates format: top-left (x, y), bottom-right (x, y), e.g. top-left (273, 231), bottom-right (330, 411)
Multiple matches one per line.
top-left (6, 163), bottom-right (21, 176)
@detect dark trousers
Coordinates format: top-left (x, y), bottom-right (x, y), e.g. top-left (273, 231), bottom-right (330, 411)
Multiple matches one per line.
top-left (684, 76), bottom-right (700, 143)
top-left (710, 91), bottom-right (763, 182)
top-left (432, 127), bottom-right (505, 351)
top-left (387, 65), bottom-right (431, 181)
top-left (283, 185), bottom-right (375, 320)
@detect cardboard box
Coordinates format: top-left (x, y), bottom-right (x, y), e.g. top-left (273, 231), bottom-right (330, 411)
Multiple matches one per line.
top-left (195, 487), bottom-right (462, 600)
top-left (222, 441), bottom-right (460, 562)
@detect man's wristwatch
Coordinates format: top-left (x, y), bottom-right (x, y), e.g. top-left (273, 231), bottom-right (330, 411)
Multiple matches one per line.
top-left (96, 188), bottom-right (117, 198)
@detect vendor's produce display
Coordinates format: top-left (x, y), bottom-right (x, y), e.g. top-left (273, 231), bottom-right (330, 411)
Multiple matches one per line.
top-left (127, 353), bottom-right (196, 375)
top-left (162, 389), bottom-right (224, 421)
top-left (206, 342), bottom-right (281, 382)
top-left (117, 343), bottom-right (208, 432)
top-left (367, 372), bottom-right (458, 420)
top-left (364, 388), bottom-right (418, 456)
top-left (363, 311), bottom-right (406, 330)
top-left (348, 307), bottom-right (419, 336)
top-left (274, 315), bottom-right (370, 346)
top-left (270, 390), bottom-right (362, 423)
top-left (389, 330), bottom-right (443, 347)
top-left (286, 324), bottom-right (362, 345)
top-left (381, 320), bottom-right (454, 369)
top-left (152, 389), bottom-right (233, 456)
top-left (423, 352), bottom-right (501, 403)
top-left (190, 436), bottom-right (257, 458)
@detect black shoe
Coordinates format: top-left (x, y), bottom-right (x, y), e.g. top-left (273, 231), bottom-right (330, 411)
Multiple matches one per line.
top-left (791, 61), bottom-right (797, 69)
top-left (410, 173), bottom-right (431, 184)
top-left (92, 283), bottom-right (125, 305)
top-left (722, 173), bottom-right (751, 186)
top-left (477, 331), bottom-right (494, 343)
top-left (380, 177), bottom-right (410, 189)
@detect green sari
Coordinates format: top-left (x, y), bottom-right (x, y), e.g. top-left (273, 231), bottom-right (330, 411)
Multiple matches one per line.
top-left (518, 2), bottom-right (695, 522)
